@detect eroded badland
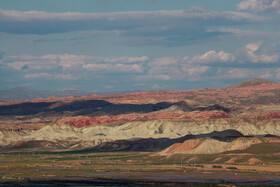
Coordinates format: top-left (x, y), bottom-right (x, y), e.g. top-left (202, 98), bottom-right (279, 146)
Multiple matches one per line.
top-left (0, 79), bottom-right (280, 185)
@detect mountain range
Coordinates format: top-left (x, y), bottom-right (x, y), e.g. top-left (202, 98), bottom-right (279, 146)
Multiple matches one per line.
top-left (0, 78), bottom-right (279, 158)
top-left (0, 87), bottom-right (91, 101)
top-left (0, 87), bottom-right (142, 101)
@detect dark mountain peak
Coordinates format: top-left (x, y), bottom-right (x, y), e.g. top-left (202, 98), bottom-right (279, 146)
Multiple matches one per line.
top-left (228, 78), bottom-right (277, 89)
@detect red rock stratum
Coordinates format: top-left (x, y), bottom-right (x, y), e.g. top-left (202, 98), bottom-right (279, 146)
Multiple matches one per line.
top-left (58, 111), bottom-right (230, 128)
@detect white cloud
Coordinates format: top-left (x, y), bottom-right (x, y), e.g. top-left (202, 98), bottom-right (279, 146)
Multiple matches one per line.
top-left (148, 57), bottom-right (179, 67)
top-left (6, 59), bottom-right (56, 71)
top-left (238, 0), bottom-right (280, 14)
top-left (2, 42), bottom-right (279, 84)
top-left (147, 57), bottom-right (182, 79)
top-left (246, 51), bottom-right (279, 63)
top-left (208, 28), bottom-right (280, 42)
top-left (2, 54), bottom-right (147, 73)
top-left (180, 64), bottom-right (211, 82)
top-left (4, 54), bottom-right (85, 71)
top-left (189, 50), bottom-right (235, 64)
top-left (213, 68), bottom-right (280, 80)
top-left (135, 56), bottom-right (211, 82)
top-left (127, 56), bottom-right (149, 63)
top-left (56, 74), bottom-right (78, 80)
top-left (105, 85), bottom-right (114, 89)
top-left (24, 73), bottom-right (78, 80)
top-left (43, 54), bottom-right (89, 70)
top-left (0, 7), bottom-right (270, 48)
top-left (135, 74), bottom-right (172, 81)
top-left (215, 68), bottom-right (252, 79)
top-left (151, 83), bottom-right (160, 89)
top-left (83, 63), bottom-right (143, 73)
top-left (24, 73), bottom-right (51, 79)
top-left (240, 42), bottom-right (279, 63)
top-left (0, 8), bottom-right (265, 23)
top-left (0, 7), bottom-right (268, 48)
top-left (276, 69), bottom-right (280, 79)
top-left (101, 0), bottom-right (158, 3)
top-left (260, 73), bottom-right (273, 79)
top-left (245, 41), bottom-right (262, 52)
top-left (182, 65), bottom-right (210, 76)
top-left (0, 50), bottom-right (5, 59)
top-left (102, 56), bottom-right (149, 64)
top-left (185, 42), bottom-right (279, 64)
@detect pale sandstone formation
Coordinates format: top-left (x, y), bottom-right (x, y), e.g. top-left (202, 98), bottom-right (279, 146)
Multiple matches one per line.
top-left (0, 118), bottom-right (280, 152)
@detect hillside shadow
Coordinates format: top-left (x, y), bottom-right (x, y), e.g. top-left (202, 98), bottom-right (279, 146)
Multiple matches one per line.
top-left (0, 99), bottom-right (230, 117)
top-left (76, 129), bottom-right (246, 153)
top-left (3, 129), bottom-right (279, 154)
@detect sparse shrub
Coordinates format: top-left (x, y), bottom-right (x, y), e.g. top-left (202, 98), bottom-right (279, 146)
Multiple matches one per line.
top-left (212, 165), bottom-right (222, 168)
top-left (226, 166), bottom-right (238, 170)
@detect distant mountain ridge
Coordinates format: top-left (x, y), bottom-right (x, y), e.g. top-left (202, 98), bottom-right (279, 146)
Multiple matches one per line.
top-left (227, 78), bottom-right (277, 89)
top-left (0, 87), bottom-right (143, 102)
top-left (0, 78), bottom-right (278, 102)
top-left (0, 87), bottom-right (91, 101)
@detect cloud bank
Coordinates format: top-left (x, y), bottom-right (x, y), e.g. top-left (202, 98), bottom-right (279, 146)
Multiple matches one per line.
top-left (1, 42), bottom-right (279, 86)
top-left (238, 0), bottom-right (280, 14)
top-left (0, 7), bottom-right (268, 47)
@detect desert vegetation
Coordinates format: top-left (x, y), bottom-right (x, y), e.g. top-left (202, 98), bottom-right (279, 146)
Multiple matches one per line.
top-left (0, 150), bottom-right (279, 185)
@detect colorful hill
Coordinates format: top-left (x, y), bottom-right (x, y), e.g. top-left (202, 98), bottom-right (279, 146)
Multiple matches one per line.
top-left (0, 79), bottom-right (280, 154)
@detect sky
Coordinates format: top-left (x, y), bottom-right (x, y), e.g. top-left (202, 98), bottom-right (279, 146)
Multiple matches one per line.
top-left (0, 0), bottom-right (280, 92)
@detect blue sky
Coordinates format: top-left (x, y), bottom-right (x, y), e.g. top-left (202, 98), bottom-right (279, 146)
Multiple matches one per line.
top-left (0, 0), bottom-right (280, 92)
